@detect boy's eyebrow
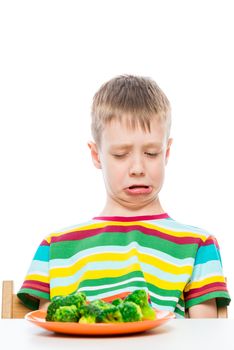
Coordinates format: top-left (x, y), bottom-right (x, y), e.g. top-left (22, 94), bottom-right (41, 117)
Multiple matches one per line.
top-left (109, 142), bottom-right (163, 150)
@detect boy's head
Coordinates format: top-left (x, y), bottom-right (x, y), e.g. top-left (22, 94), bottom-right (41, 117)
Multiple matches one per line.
top-left (89, 75), bottom-right (173, 215)
top-left (91, 74), bottom-right (171, 147)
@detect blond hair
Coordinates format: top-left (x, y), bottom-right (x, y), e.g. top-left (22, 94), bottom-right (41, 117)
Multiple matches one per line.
top-left (91, 75), bottom-right (171, 146)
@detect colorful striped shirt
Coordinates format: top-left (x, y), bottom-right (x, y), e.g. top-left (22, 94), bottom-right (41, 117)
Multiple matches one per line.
top-left (17, 213), bottom-right (230, 318)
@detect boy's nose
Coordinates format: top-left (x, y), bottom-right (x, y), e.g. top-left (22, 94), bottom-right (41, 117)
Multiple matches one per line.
top-left (129, 158), bottom-right (145, 176)
top-left (129, 169), bottom-right (145, 176)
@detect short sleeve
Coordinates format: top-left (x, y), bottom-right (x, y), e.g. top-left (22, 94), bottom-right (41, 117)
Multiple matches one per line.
top-left (184, 235), bottom-right (231, 309)
top-left (17, 237), bottom-right (51, 310)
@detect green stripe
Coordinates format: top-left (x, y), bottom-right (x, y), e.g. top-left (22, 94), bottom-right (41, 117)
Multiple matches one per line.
top-left (80, 280), bottom-right (148, 297)
top-left (17, 289), bottom-right (50, 310)
top-left (150, 295), bottom-right (176, 307)
top-left (185, 291), bottom-right (231, 309)
top-left (50, 231), bottom-right (197, 260)
top-left (177, 298), bottom-right (185, 307)
top-left (79, 270), bottom-right (144, 288)
top-left (174, 307), bottom-right (184, 317)
top-left (147, 282), bottom-right (181, 298)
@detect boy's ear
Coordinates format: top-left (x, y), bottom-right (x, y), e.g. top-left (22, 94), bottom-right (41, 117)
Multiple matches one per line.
top-left (165, 138), bottom-right (173, 164)
top-left (88, 141), bottom-right (102, 169)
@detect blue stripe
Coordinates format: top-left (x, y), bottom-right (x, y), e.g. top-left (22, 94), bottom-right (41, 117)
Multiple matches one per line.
top-left (27, 260), bottom-right (49, 275)
top-left (151, 218), bottom-right (210, 237)
top-left (195, 245), bottom-right (221, 264)
top-left (141, 262), bottom-right (190, 282)
top-left (33, 246), bottom-right (50, 262)
top-left (190, 261), bottom-right (223, 282)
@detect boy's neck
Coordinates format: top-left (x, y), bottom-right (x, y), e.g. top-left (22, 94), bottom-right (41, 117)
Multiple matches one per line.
top-left (99, 198), bottom-right (166, 217)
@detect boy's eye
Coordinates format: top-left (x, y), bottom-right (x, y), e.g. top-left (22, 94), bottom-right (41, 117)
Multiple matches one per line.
top-left (145, 152), bottom-right (158, 157)
top-left (113, 154), bottom-right (126, 158)
top-left (113, 153), bottom-right (158, 158)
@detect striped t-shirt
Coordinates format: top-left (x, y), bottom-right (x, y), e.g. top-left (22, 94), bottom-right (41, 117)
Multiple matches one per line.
top-left (17, 213), bottom-right (230, 318)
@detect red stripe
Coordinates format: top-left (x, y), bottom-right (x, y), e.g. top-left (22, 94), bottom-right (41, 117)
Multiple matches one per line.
top-left (185, 287), bottom-right (227, 300)
top-left (22, 280), bottom-right (50, 293)
top-left (200, 236), bottom-right (220, 248)
top-left (41, 240), bottom-right (50, 246)
top-left (184, 282), bottom-right (227, 300)
top-left (50, 224), bottom-right (204, 245)
top-left (93, 213), bottom-right (170, 221)
top-left (23, 280), bottom-right (49, 288)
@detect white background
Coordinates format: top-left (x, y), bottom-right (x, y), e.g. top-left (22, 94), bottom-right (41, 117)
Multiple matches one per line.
top-left (0, 0), bottom-right (233, 317)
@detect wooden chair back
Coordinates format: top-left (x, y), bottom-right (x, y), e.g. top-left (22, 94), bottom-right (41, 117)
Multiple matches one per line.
top-left (1, 280), bottom-right (30, 319)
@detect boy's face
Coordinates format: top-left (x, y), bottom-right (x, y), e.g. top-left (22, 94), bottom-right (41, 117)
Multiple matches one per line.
top-left (89, 117), bottom-right (172, 213)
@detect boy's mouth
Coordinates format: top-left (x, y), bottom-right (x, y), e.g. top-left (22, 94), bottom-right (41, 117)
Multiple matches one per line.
top-left (125, 185), bottom-right (152, 195)
top-left (128, 185), bottom-right (149, 189)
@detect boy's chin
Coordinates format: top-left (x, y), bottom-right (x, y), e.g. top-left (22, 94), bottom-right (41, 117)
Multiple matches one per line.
top-left (116, 195), bottom-right (158, 210)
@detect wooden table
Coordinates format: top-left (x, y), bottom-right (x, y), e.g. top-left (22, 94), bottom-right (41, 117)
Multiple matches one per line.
top-left (1, 318), bottom-right (234, 350)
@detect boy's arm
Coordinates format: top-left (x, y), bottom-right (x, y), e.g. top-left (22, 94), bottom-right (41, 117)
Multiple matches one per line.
top-left (188, 298), bottom-right (217, 318)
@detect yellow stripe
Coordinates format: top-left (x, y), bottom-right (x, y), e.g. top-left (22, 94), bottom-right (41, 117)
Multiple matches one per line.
top-left (50, 264), bottom-right (185, 297)
top-left (45, 221), bottom-right (207, 243)
top-left (50, 262), bottom-right (142, 297)
top-left (138, 251), bottom-right (193, 275)
top-left (184, 275), bottom-right (225, 292)
top-left (25, 274), bottom-right (49, 284)
top-left (143, 271), bottom-right (185, 290)
top-left (50, 248), bottom-right (192, 279)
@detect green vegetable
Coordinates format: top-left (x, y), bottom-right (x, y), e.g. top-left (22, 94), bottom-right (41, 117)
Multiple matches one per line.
top-left (111, 298), bottom-right (123, 306)
top-left (96, 305), bottom-right (123, 323)
top-left (78, 303), bottom-right (102, 324)
top-left (46, 292), bottom-right (86, 321)
top-left (89, 299), bottom-right (112, 309)
top-left (53, 305), bottom-right (79, 322)
top-left (118, 301), bottom-right (142, 322)
top-left (45, 289), bottom-right (156, 323)
top-left (124, 289), bottom-right (156, 320)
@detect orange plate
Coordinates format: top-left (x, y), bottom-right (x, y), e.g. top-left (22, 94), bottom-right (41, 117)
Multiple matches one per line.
top-left (25, 309), bottom-right (175, 335)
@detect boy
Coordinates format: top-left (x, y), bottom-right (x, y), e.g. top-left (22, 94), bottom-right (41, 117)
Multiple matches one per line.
top-left (17, 75), bottom-right (230, 318)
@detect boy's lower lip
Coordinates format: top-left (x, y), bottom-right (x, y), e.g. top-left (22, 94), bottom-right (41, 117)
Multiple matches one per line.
top-left (124, 186), bottom-right (153, 195)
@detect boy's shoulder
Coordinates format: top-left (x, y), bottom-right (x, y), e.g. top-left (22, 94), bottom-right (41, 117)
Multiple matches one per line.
top-left (53, 219), bottom-right (96, 233)
top-left (52, 219), bottom-right (98, 235)
top-left (152, 216), bottom-right (213, 240)
top-left (43, 218), bottom-right (97, 242)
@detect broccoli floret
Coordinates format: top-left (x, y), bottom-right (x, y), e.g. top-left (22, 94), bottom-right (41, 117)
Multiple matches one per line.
top-left (79, 303), bottom-right (102, 324)
top-left (53, 305), bottom-right (79, 322)
top-left (46, 296), bottom-right (64, 321)
top-left (64, 291), bottom-right (87, 308)
top-left (46, 292), bottom-right (87, 321)
top-left (124, 290), bottom-right (156, 320)
top-left (90, 299), bottom-right (112, 309)
top-left (96, 305), bottom-right (123, 323)
top-left (79, 300), bottom-right (120, 324)
top-left (118, 301), bottom-right (142, 322)
top-left (111, 298), bottom-right (123, 306)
